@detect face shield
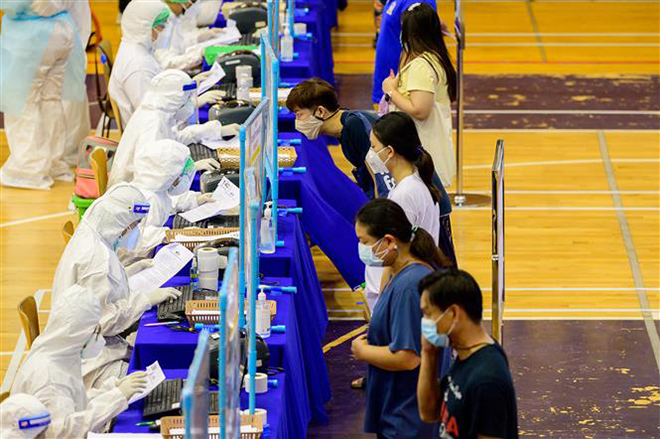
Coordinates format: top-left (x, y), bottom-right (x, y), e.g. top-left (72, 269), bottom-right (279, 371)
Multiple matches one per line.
top-left (168, 158), bottom-right (196, 195)
top-left (177, 80), bottom-right (199, 125)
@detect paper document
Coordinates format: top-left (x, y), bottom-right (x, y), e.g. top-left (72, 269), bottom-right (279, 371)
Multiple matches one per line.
top-left (128, 361), bottom-right (166, 404)
top-left (199, 61), bottom-right (227, 95)
top-left (188, 26), bottom-right (242, 52)
top-left (172, 231), bottom-right (240, 243)
top-left (128, 243), bottom-right (193, 292)
top-left (179, 177), bottom-right (240, 223)
top-left (201, 135), bottom-right (240, 150)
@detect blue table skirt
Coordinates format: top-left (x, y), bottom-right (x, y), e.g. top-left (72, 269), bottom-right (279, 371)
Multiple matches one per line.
top-left (279, 132), bottom-right (368, 289)
top-left (112, 369), bottom-right (304, 439)
top-left (130, 277), bottom-right (293, 371)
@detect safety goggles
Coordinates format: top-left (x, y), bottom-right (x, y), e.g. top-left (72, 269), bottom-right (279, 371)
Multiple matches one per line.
top-left (19, 413), bottom-right (51, 430)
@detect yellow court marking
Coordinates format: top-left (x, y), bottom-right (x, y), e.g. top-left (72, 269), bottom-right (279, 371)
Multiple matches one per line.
top-left (323, 325), bottom-right (368, 354)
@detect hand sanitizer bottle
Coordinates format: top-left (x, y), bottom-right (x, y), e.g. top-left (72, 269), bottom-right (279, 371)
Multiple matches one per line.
top-left (281, 27), bottom-right (294, 62)
top-left (256, 288), bottom-right (271, 338)
top-left (190, 256), bottom-right (199, 291)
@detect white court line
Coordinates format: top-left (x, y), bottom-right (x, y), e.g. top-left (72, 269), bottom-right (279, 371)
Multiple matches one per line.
top-left (0, 211), bottom-right (73, 228)
top-left (464, 158), bottom-right (660, 170)
top-left (454, 206), bottom-right (660, 211)
top-left (465, 109), bottom-right (660, 115)
top-left (468, 190), bottom-right (660, 195)
top-left (1, 290), bottom-right (46, 393)
top-left (333, 32), bottom-right (660, 37)
top-left (324, 287), bottom-right (660, 292)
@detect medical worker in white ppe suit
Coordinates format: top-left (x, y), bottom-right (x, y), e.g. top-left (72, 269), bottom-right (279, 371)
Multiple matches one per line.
top-left (108, 68), bottom-right (238, 187)
top-left (0, 0), bottom-right (86, 190)
top-left (109, 0), bottom-right (172, 126)
top-left (11, 284), bottom-right (149, 438)
top-left (0, 393), bottom-right (51, 439)
top-left (130, 139), bottom-right (212, 258)
top-left (153, 0), bottom-right (230, 71)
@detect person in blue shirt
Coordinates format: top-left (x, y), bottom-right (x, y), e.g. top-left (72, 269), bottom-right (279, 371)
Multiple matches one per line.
top-left (351, 198), bottom-right (453, 439)
top-left (372, 0), bottom-right (437, 105)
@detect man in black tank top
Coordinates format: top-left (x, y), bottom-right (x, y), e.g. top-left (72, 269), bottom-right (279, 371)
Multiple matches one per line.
top-left (417, 269), bottom-right (519, 439)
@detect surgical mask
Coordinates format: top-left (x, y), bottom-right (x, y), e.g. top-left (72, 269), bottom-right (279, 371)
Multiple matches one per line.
top-left (295, 115), bottom-right (324, 140)
top-left (168, 158), bottom-right (196, 195)
top-left (113, 224), bottom-right (141, 251)
top-left (358, 238), bottom-right (389, 267)
top-left (365, 147), bottom-right (391, 175)
top-left (421, 310), bottom-right (455, 348)
top-left (81, 327), bottom-right (105, 359)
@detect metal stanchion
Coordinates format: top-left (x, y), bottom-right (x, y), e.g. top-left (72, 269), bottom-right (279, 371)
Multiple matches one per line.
top-left (450, 0), bottom-right (491, 207)
top-left (491, 140), bottom-right (505, 344)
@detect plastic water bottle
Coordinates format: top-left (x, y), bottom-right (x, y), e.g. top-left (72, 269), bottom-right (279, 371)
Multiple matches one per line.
top-left (256, 288), bottom-right (271, 338)
top-left (281, 27), bottom-right (294, 62)
top-left (190, 257), bottom-right (199, 291)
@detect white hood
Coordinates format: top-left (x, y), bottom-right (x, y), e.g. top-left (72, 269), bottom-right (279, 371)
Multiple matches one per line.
top-left (120, 0), bottom-right (170, 49)
top-left (133, 139), bottom-right (191, 193)
top-left (0, 393), bottom-right (50, 439)
top-left (139, 68), bottom-right (195, 114)
top-left (81, 183), bottom-right (150, 247)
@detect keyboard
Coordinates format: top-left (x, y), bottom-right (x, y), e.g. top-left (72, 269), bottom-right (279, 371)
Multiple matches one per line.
top-left (240, 34), bottom-right (257, 45)
top-left (157, 285), bottom-right (219, 321)
top-left (172, 214), bottom-right (240, 230)
top-left (142, 379), bottom-right (219, 419)
top-left (188, 143), bottom-right (217, 162)
top-left (209, 83), bottom-right (237, 99)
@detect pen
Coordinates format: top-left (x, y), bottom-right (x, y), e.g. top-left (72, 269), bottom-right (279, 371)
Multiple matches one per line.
top-left (144, 321), bottom-right (178, 327)
top-left (135, 421), bottom-right (155, 426)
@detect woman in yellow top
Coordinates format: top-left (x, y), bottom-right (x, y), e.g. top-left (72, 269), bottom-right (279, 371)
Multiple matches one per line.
top-left (381, 3), bottom-right (457, 187)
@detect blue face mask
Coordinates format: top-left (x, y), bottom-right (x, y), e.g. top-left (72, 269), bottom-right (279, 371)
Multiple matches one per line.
top-left (358, 238), bottom-right (389, 267)
top-left (421, 310), bottom-right (454, 348)
top-left (113, 224), bottom-right (141, 252)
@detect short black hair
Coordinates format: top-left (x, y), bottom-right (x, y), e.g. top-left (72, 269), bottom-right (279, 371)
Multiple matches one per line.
top-left (285, 78), bottom-right (340, 112)
top-left (419, 269), bottom-right (483, 323)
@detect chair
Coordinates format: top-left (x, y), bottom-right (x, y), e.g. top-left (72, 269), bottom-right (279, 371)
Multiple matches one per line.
top-left (62, 220), bottom-right (75, 244)
top-left (96, 41), bottom-right (119, 136)
top-left (109, 97), bottom-right (124, 135)
top-left (90, 148), bottom-right (109, 197)
top-left (18, 296), bottom-right (40, 350)
top-left (0, 392), bottom-right (9, 403)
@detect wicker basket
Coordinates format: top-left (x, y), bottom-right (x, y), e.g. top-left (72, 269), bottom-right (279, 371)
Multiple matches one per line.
top-left (165, 228), bottom-right (239, 251)
top-left (214, 146), bottom-right (297, 169)
top-left (160, 414), bottom-right (262, 439)
top-left (186, 300), bottom-right (221, 326)
top-left (186, 300), bottom-right (276, 326)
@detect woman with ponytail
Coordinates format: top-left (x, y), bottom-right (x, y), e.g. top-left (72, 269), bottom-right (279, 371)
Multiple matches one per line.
top-left (362, 111), bottom-right (456, 317)
top-left (351, 198), bottom-right (452, 439)
top-left (381, 2), bottom-right (456, 187)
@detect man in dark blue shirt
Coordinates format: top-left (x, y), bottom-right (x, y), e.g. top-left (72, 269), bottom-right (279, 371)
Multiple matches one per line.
top-left (372, 0), bottom-right (437, 104)
top-left (286, 78), bottom-right (395, 199)
top-left (417, 270), bottom-right (519, 439)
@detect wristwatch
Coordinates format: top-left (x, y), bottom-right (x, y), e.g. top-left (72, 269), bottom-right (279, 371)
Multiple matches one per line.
top-left (384, 91), bottom-right (392, 102)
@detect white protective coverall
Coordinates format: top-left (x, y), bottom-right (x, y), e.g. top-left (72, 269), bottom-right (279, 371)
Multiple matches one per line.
top-left (108, 68), bottom-right (226, 187)
top-left (131, 139), bottom-right (198, 256)
top-left (153, 2), bottom-right (203, 71)
top-left (11, 285), bottom-right (129, 438)
top-left (0, 0), bottom-right (86, 190)
top-left (0, 393), bottom-right (50, 439)
top-left (108, 0), bottom-right (170, 127)
top-left (196, 0), bottom-right (223, 26)
top-left (62, 0), bottom-right (92, 166)
top-left (51, 183), bottom-right (152, 335)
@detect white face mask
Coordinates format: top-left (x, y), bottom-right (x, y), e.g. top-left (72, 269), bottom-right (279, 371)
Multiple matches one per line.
top-left (295, 114), bottom-right (324, 140)
top-left (365, 147), bottom-right (391, 175)
top-left (81, 327), bottom-right (105, 359)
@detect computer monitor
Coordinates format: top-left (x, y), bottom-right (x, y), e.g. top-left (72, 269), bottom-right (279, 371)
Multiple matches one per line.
top-left (182, 330), bottom-right (211, 439)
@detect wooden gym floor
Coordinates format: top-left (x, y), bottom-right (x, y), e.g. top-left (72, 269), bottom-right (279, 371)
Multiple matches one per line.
top-left (1, 0), bottom-right (658, 435)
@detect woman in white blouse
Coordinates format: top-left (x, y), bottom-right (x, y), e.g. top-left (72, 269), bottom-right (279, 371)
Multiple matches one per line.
top-left (381, 3), bottom-right (457, 187)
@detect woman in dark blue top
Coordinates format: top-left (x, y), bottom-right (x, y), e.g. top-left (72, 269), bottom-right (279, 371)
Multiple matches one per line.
top-left (352, 198), bottom-right (453, 438)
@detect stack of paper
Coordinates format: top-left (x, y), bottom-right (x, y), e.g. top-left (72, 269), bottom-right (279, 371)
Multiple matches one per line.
top-left (179, 177), bottom-right (240, 223)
